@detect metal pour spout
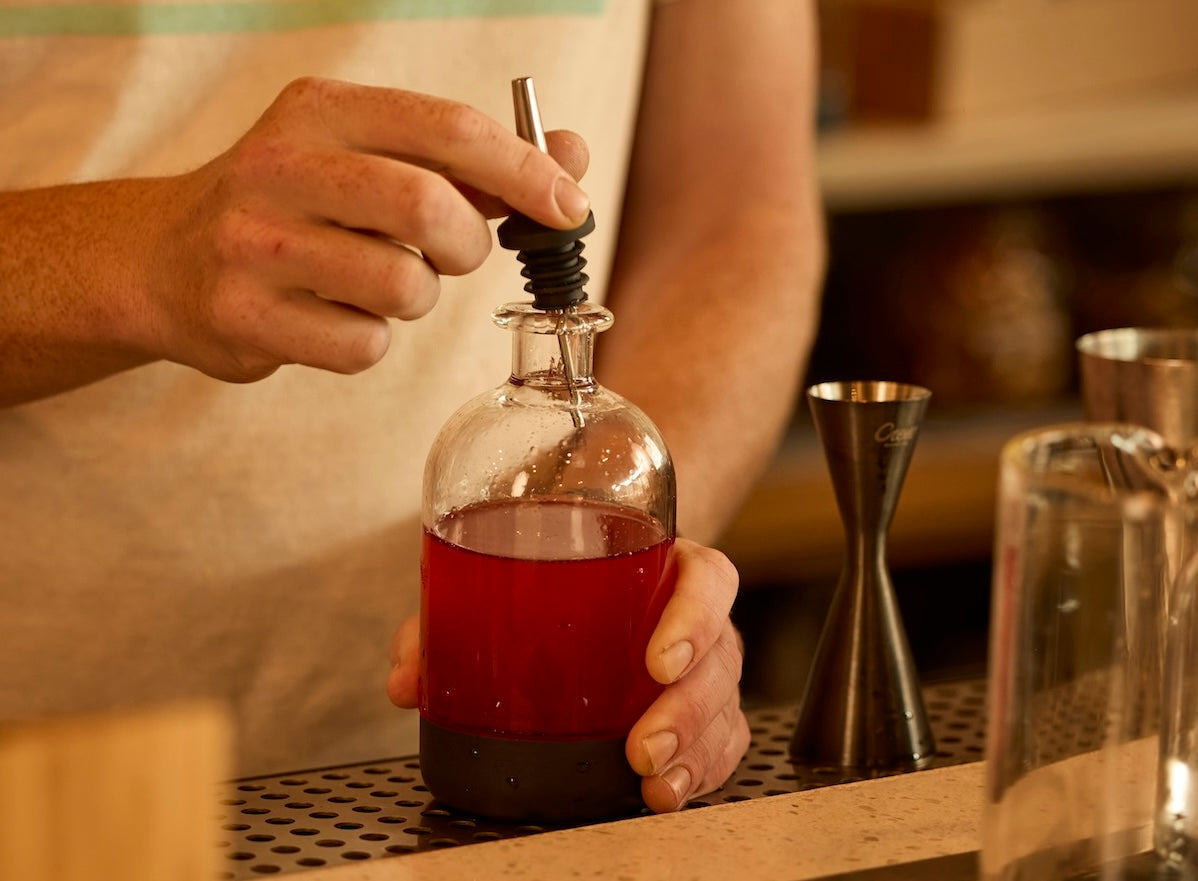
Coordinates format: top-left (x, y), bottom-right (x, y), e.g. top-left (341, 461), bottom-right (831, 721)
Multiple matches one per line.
top-left (512, 77), bottom-right (548, 152)
top-left (501, 77), bottom-right (590, 428)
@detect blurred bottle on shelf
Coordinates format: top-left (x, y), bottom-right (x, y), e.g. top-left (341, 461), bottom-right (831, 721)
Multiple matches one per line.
top-left (1061, 188), bottom-right (1198, 335)
top-left (812, 203), bottom-right (1073, 410)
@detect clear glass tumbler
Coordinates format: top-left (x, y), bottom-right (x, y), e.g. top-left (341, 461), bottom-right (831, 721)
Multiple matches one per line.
top-left (982, 424), bottom-right (1171, 881)
top-left (1077, 327), bottom-right (1198, 871)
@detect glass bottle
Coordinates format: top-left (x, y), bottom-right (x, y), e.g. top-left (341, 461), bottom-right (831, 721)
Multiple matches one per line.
top-left (417, 191), bottom-right (676, 821)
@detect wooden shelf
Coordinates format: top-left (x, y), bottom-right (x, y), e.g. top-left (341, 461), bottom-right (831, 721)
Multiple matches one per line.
top-left (818, 88), bottom-right (1198, 212)
top-left (718, 403), bottom-right (1082, 587)
top-left (768, 87), bottom-right (1198, 583)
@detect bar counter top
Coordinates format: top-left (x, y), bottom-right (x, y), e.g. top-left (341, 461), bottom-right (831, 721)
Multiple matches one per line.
top-left (213, 683), bottom-right (989, 881)
top-left (294, 759), bottom-right (983, 881)
top-left (0, 690), bottom-right (986, 881)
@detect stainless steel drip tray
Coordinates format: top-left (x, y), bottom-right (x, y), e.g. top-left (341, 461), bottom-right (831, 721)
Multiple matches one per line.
top-left (218, 679), bottom-right (987, 879)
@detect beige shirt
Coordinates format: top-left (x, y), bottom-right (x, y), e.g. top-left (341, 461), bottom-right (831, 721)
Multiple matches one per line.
top-left (0, 0), bottom-right (651, 775)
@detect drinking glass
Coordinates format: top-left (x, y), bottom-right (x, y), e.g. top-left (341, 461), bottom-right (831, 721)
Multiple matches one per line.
top-left (982, 424), bottom-right (1171, 881)
top-left (1078, 327), bottom-right (1198, 871)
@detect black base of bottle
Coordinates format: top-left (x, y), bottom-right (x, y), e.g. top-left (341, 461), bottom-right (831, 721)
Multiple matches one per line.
top-left (419, 717), bottom-right (644, 823)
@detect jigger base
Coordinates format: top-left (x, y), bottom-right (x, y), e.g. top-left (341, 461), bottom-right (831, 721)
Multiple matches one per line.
top-left (419, 718), bottom-right (643, 823)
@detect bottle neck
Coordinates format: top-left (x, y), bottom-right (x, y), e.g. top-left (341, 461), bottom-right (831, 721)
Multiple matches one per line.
top-left (493, 303), bottom-right (613, 390)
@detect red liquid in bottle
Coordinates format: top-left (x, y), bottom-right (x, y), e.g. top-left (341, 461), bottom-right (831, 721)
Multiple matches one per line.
top-left (418, 497), bottom-right (674, 821)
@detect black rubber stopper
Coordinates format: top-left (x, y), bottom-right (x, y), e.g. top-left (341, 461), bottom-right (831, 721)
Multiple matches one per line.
top-left (497, 210), bottom-right (596, 310)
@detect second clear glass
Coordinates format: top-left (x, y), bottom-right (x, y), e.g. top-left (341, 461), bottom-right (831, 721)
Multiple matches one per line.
top-left (982, 424), bottom-right (1170, 880)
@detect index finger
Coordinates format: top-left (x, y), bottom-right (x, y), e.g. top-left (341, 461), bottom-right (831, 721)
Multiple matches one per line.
top-left (293, 78), bottom-right (591, 228)
top-left (646, 540), bottom-right (740, 685)
top-left (457, 129), bottom-right (591, 219)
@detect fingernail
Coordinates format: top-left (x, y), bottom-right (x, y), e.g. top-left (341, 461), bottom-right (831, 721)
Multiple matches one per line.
top-left (661, 764), bottom-right (692, 806)
top-left (660, 640), bottom-right (694, 683)
top-left (554, 175), bottom-right (590, 225)
top-left (642, 730), bottom-right (679, 774)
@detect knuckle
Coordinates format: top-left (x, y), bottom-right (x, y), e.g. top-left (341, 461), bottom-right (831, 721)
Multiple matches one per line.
top-left (394, 175), bottom-right (446, 244)
top-left (653, 690), bottom-right (709, 756)
top-left (385, 261), bottom-right (440, 320)
top-left (446, 219), bottom-right (493, 274)
top-left (219, 346), bottom-right (276, 385)
top-left (716, 712), bottom-right (751, 783)
top-left (206, 280), bottom-right (258, 337)
top-left (694, 544), bottom-right (740, 595)
top-left (426, 224), bottom-right (492, 278)
top-left (512, 145), bottom-right (558, 208)
top-left (209, 208), bottom-right (253, 266)
top-left (391, 178), bottom-right (490, 276)
top-left (715, 631), bottom-right (744, 684)
top-left (206, 333), bottom-right (279, 383)
top-left (682, 731), bottom-right (724, 789)
top-left (200, 285), bottom-right (285, 381)
top-left (283, 75), bottom-right (326, 99)
top-left (511, 130), bottom-right (559, 183)
top-left (692, 709), bottom-right (748, 794)
top-left (223, 357), bottom-right (278, 384)
top-left (435, 99), bottom-right (491, 148)
top-left (337, 319), bottom-right (391, 373)
top-left (471, 225), bottom-right (494, 265)
top-left (683, 685), bottom-right (723, 739)
top-left (211, 209), bottom-right (291, 270)
top-left (274, 76), bottom-right (334, 117)
top-left (226, 130), bottom-right (294, 188)
top-left (680, 544), bottom-right (740, 628)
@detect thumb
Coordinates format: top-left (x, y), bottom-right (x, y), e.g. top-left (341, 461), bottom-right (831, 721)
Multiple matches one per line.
top-left (544, 129), bottom-right (589, 183)
top-left (386, 614), bottom-right (420, 708)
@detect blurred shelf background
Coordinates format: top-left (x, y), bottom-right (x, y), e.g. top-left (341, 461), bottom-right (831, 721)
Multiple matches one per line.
top-left (819, 88), bottom-right (1198, 212)
top-left (720, 402), bottom-right (1080, 588)
top-left (723, 0), bottom-right (1198, 704)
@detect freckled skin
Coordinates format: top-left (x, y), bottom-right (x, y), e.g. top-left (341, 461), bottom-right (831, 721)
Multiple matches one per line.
top-left (0, 79), bottom-right (591, 405)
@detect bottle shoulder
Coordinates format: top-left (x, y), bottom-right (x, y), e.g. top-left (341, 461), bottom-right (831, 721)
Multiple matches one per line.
top-left (424, 378), bottom-right (675, 524)
top-left (433, 380), bottom-right (661, 440)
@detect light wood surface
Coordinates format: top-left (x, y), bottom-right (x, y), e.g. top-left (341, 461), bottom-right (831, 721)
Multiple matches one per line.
top-left (0, 701), bottom-right (231, 881)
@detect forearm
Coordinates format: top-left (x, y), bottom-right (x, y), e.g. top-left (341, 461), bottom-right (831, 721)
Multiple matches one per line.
top-left (598, 0), bottom-right (826, 544)
top-left (601, 218), bottom-right (822, 545)
top-left (0, 180), bottom-right (171, 406)
top-left (0, 79), bottom-right (595, 410)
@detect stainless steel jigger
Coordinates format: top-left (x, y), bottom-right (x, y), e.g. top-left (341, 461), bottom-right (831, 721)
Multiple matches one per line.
top-left (788, 380), bottom-right (936, 772)
top-left (1077, 327), bottom-right (1198, 451)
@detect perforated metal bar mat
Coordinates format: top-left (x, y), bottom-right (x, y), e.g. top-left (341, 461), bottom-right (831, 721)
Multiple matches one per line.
top-left (218, 679), bottom-right (987, 878)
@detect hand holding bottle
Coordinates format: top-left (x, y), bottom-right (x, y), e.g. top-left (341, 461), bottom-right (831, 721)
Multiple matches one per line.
top-left (386, 537), bottom-right (749, 814)
top-left (625, 539), bottom-right (749, 813)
